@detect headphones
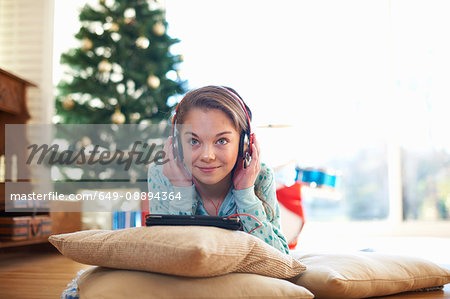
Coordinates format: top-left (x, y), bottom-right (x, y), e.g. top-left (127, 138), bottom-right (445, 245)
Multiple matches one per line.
top-left (171, 86), bottom-right (253, 168)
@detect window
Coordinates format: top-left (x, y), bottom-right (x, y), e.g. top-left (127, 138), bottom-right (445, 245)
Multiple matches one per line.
top-left (165, 0), bottom-right (450, 231)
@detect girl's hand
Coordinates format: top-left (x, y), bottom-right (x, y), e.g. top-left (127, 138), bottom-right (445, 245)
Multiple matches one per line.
top-left (162, 136), bottom-right (192, 187)
top-left (233, 133), bottom-right (261, 190)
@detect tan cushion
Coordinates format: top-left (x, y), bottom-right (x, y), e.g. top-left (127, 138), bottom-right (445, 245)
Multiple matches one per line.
top-left (49, 226), bottom-right (305, 278)
top-left (289, 252), bottom-right (450, 299)
top-left (77, 266), bottom-right (314, 299)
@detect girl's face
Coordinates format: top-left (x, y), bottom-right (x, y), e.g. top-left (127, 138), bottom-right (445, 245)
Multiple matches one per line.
top-left (180, 108), bottom-right (240, 186)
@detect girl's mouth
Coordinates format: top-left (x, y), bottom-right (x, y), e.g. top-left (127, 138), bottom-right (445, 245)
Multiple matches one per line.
top-left (197, 166), bottom-right (220, 173)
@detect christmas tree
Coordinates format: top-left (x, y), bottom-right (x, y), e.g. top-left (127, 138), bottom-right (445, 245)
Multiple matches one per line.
top-left (52, 0), bottom-right (186, 192)
top-left (55, 0), bottom-right (186, 125)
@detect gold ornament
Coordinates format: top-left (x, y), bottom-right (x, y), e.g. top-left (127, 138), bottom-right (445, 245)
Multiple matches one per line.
top-left (153, 22), bottom-right (165, 36)
top-left (178, 54), bottom-right (184, 62)
top-left (98, 59), bottom-right (112, 73)
top-left (147, 74), bottom-right (160, 89)
top-left (136, 36), bottom-right (150, 49)
top-left (111, 107), bottom-right (126, 124)
top-left (130, 112), bottom-right (141, 122)
top-left (81, 38), bottom-right (93, 51)
top-left (109, 22), bottom-right (120, 32)
top-left (62, 96), bottom-right (75, 110)
top-left (81, 136), bottom-right (92, 148)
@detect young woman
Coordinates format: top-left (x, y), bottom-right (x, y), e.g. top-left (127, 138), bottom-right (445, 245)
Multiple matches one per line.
top-left (147, 85), bottom-right (289, 254)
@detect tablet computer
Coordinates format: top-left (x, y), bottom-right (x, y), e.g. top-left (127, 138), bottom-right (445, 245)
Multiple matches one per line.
top-left (145, 214), bottom-right (243, 231)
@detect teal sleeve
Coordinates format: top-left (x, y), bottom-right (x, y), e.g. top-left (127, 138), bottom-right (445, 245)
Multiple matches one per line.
top-left (147, 165), bottom-right (197, 215)
top-left (232, 165), bottom-right (290, 254)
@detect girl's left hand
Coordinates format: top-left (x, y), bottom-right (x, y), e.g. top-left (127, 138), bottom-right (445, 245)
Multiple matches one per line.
top-left (233, 133), bottom-right (261, 190)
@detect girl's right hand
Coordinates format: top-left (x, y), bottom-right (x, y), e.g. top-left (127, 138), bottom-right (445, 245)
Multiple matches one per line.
top-left (162, 136), bottom-right (193, 187)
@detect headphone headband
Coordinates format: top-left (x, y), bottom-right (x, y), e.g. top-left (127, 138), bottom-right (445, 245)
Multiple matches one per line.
top-left (217, 86), bottom-right (252, 135)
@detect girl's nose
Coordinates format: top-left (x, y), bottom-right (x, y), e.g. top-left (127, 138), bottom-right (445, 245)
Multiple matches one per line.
top-left (200, 145), bottom-right (215, 161)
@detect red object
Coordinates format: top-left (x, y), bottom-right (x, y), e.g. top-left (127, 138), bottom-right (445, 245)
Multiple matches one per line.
top-left (141, 212), bottom-right (149, 227)
top-left (276, 182), bottom-right (305, 249)
top-left (141, 193), bottom-right (149, 226)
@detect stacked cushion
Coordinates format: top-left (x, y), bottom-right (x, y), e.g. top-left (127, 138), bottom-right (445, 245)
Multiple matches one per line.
top-left (49, 226), bottom-right (305, 278)
top-left (77, 266), bottom-right (314, 299)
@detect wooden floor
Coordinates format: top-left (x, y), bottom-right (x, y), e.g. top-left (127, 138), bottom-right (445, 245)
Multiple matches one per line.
top-left (0, 240), bottom-right (449, 299)
top-left (0, 242), bottom-right (91, 299)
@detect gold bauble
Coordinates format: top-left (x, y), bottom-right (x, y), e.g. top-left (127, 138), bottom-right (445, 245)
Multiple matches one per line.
top-left (111, 107), bottom-right (126, 124)
top-left (109, 22), bottom-right (120, 32)
top-left (98, 59), bottom-right (112, 73)
top-left (124, 17), bottom-right (135, 25)
top-left (81, 38), bottom-right (93, 51)
top-left (152, 22), bottom-right (165, 36)
top-left (81, 136), bottom-right (92, 147)
top-left (136, 36), bottom-right (150, 49)
top-left (62, 96), bottom-right (75, 110)
top-left (147, 74), bottom-right (160, 89)
top-left (130, 112), bottom-right (141, 122)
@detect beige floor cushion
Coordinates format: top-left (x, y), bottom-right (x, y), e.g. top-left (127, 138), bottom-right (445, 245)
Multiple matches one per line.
top-left (77, 266), bottom-right (314, 299)
top-left (290, 252), bottom-right (450, 299)
top-left (49, 226), bottom-right (305, 278)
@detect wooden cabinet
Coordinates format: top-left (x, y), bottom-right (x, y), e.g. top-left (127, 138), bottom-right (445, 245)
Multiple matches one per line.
top-left (1, 68), bottom-right (33, 212)
top-left (0, 68), bottom-right (80, 248)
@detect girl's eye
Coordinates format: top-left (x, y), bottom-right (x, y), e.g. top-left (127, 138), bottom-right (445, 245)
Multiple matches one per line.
top-left (189, 138), bottom-right (199, 146)
top-left (216, 138), bottom-right (228, 145)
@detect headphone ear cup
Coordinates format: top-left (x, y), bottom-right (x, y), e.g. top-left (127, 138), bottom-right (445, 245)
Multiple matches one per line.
top-left (247, 132), bottom-right (253, 156)
top-left (176, 134), bottom-right (184, 161)
top-left (239, 132), bottom-right (250, 157)
top-left (172, 133), bottom-right (184, 161)
top-left (172, 135), bottom-right (178, 158)
top-left (238, 132), bottom-right (245, 157)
